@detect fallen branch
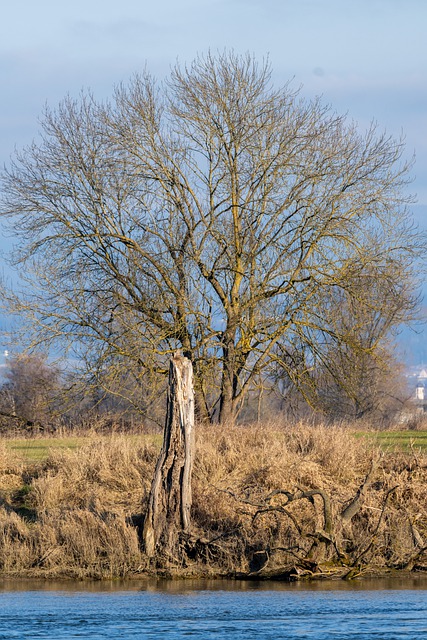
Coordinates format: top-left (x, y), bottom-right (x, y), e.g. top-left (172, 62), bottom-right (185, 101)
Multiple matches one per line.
top-left (253, 505), bottom-right (302, 535)
top-left (394, 545), bottom-right (427, 571)
top-left (350, 484), bottom-right (399, 567)
top-left (341, 457), bottom-right (380, 522)
top-left (213, 484), bottom-right (332, 536)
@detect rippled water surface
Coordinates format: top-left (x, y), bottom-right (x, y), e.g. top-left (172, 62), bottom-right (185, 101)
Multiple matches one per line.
top-left (0, 578), bottom-right (427, 639)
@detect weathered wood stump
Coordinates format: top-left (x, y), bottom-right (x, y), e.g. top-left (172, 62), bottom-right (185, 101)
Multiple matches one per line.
top-left (143, 352), bottom-right (195, 558)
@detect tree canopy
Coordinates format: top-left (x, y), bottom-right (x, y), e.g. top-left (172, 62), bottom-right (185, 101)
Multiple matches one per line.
top-left (0, 52), bottom-right (422, 422)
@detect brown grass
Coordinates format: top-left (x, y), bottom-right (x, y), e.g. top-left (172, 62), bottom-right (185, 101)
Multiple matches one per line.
top-left (192, 421), bottom-right (427, 577)
top-left (0, 422), bottom-right (426, 579)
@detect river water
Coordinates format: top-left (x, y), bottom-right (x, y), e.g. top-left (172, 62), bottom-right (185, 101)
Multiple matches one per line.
top-left (0, 577), bottom-right (426, 639)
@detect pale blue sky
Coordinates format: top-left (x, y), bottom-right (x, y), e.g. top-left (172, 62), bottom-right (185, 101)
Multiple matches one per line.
top-left (1, 0), bottom-right (427, 363)
top-left (1, 0), bottom-right (426, 202)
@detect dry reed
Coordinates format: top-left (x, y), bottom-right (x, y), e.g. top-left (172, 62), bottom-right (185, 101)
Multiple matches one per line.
top-left (0, 422), bottom-right (426, 579)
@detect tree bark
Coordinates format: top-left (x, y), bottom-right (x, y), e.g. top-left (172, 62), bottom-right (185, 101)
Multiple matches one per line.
top-left (219, 338), bottom-right (239, 424)
top-left (143, 352), bottom-right (195, 558)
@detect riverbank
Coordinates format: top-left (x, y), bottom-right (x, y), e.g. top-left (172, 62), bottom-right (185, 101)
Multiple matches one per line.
top-left (1, 422), bottom-right (426, 580)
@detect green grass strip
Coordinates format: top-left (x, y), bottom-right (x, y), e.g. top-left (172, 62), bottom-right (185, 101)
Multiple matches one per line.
top-left (5, 434), bottom-right (162, 462)
top-left (359, 430), bottom-right (427, 452)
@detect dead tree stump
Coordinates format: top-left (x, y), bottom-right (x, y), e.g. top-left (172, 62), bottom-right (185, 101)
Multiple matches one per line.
top-left (143, 352), bottom-right (195, 558)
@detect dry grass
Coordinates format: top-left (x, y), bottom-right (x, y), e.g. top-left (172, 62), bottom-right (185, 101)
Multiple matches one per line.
top-left (0, 435), bottom-right (158, 578)
top-left (192, 421), bottom-right (427, 577)
top-left (0, 422), bottom-right (426, 579)
top-left (30, 436), bottom-right (156, 515)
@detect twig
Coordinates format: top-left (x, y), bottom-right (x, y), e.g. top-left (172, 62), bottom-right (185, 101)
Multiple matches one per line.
top-left (352, 485), bottom-right (398, 566)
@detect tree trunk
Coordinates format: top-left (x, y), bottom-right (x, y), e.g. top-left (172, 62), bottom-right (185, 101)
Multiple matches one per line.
top-left (218, 339), bottom-right (239, 424)
top-left (219, 377), bottom-right (234, 424)
top-left (143, 352), bottom-right (195, 558)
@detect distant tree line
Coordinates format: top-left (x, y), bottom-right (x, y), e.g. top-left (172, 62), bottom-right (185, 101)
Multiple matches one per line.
top-left (0, 349), bottom-right (410, 434)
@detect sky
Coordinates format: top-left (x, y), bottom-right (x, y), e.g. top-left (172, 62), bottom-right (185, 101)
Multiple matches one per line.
top-left (0, 0), bottom-right (426, 362)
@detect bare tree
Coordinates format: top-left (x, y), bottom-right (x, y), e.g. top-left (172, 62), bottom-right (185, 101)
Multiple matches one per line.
top-left (0, 353), bottom-right (61, 429)
top-left (0, 52), bottom-right (422, 423)
top-left (270, 265), bottom-right (414, 421)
